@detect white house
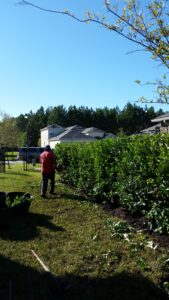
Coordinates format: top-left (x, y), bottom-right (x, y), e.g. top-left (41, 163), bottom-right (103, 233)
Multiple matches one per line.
top-left (40, 124), bottom-right (116, 149)
top-left (40, 124), bottom-right (65, 147)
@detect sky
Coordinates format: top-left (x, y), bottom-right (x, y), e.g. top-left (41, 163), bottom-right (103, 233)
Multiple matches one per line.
top-left (0, 0), bottom-right (169, 117)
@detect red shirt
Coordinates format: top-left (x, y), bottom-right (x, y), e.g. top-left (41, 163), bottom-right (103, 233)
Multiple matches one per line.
top-left (40, 150), bottom-right (56, 174)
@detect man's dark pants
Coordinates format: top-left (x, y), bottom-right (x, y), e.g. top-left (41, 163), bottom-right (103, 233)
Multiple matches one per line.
top-left (41, 172), bottom-right (55, 195)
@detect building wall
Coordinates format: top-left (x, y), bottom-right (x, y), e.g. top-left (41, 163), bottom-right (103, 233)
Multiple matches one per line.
top-left (41, 127), bottom-right (65, 147)
top-left (160, 126), bottom-right (169, 133)
top-left (41, 130), bottom-right (49, 147)
top-left (49, 140), bottom-right (61, 149)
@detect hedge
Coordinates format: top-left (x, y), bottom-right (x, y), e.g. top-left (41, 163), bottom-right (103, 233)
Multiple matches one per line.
top-left (55, 134), bottom-right (169, 234)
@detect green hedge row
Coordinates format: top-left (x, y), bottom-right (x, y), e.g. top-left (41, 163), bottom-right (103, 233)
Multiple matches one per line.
top-left (55, 135), bottom-right (169, 234)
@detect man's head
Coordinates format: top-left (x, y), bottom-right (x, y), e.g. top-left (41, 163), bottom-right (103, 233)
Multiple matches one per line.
top-left (45, 145), bottom-right (51, 151)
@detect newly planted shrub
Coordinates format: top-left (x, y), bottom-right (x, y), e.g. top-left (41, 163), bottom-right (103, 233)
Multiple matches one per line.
top-left (0, 192), bottom-right (33, 215)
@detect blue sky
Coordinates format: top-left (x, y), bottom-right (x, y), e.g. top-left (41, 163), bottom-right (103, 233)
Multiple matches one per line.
top-left (0, 0), bottom-right (168, 117)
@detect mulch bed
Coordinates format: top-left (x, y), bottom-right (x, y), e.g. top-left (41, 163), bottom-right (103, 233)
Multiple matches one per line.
top-left (59, 181), bottom-right (169, 249)
top-left (102, 202), bottom-right (169, 249)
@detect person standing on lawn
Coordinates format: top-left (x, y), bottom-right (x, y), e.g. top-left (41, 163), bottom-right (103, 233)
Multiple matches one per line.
top-left (40, 145), bottom-right (56, 198)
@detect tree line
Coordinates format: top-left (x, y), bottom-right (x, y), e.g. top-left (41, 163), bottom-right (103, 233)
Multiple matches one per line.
top-left (0, 103), bottom-right (166, 149)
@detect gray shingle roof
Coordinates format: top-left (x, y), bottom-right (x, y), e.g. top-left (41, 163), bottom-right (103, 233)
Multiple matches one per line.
top-left (66, 125), bottom-right (84, 131)
top-left (140, 123), bottom-right (161, 133)
top-left (82, 127), bottom-right (105, 134)
top-left (151, 112), bottom-right (169, 123)
top-left (49, 129), bottom-right (95, 141)
top-left (40, 124), bottom-right (64, 131)
top-left (104, 133), bottom-right (116, 138)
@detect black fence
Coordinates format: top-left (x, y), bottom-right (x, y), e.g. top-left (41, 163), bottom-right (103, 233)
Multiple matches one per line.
top-left (19, 147), bottom-right (44, 163)
top-left (0, 152), bottom-right (5, 173)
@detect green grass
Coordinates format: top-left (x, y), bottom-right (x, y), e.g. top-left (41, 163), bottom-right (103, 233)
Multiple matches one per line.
top-left (0, 164), bottom-right (168, 300)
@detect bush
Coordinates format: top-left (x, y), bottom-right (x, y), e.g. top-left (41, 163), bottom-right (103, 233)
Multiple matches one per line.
top-left (54, 134), bottom-right (169, 234)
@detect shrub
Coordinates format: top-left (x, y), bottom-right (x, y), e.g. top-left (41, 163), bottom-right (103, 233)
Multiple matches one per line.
top-left (54, 134), bottom-right (169, 234)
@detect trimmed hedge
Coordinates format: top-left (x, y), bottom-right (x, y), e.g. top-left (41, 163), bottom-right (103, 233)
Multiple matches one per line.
top-left (55, 134), bottom-right (169, 234)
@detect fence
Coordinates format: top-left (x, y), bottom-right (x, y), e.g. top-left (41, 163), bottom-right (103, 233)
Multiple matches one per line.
top-left (0, 152), bottom-right (5, 172)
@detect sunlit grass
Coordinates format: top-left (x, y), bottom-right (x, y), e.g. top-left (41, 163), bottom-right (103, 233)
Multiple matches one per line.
top-left (0, 164), bottom-right (168, 300)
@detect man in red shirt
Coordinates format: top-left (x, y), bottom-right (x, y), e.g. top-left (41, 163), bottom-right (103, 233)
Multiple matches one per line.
top-left (40, 145), bottom-right (56, 198)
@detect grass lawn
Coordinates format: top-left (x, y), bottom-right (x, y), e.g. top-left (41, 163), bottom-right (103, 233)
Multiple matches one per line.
top-left (0, 164), bottom-right (168, 300)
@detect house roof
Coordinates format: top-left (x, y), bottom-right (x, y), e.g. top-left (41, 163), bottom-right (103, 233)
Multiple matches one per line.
top-left (66, 125), bottom-right (84, 131)
top-left (151, 112), bottom-right (169, 123)
top-left (82, 127), bottom-right (105, 134)
top-left (41, 123), bottom-right (115, 141)
top-left (104, 133), bottom-right (116, 138)
top-left (50, 129), bottom-right (95, 141)
top-left (40, 124), bottom-right (65, 131)
top-left (140, 123), bottom-right (161, 134)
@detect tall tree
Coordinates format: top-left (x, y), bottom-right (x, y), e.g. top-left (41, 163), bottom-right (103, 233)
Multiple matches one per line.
top-left (17, 107), bottom-right (48, 146)
top-left (118, 102), bottom-right (151, 135)
top-left (66, 105), bottom-right (82, 126)
top-left (35, 106), bottom-right (48, 130)
top-left (16, 113), bottom-right (29, 132)
top-left (0, 112), bottom-right (21, 148)
top-left (47, 105), bottom-right (67, 126)
top-left (75, 106), bottom-right (94, 128)
top-left (93, 107), bottom-right (119, 132)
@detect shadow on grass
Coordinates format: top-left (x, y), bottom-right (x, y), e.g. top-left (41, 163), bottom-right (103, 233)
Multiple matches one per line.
top-left (0, 176), bottom-right (7, 180)
top-left (52, 191), bottom-right (89, 202)
top-left (0, 254), bottom-right (167, 300)
top-left (52, 188), bottom-right (102, 204)
top-left (4, 171), bottom-right (31, 176)
top-left (0, 212), bottom-right (65, 241)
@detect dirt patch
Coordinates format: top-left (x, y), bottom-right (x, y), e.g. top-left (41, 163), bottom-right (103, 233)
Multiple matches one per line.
top-left (102, 203), bottom-right (169, 249)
